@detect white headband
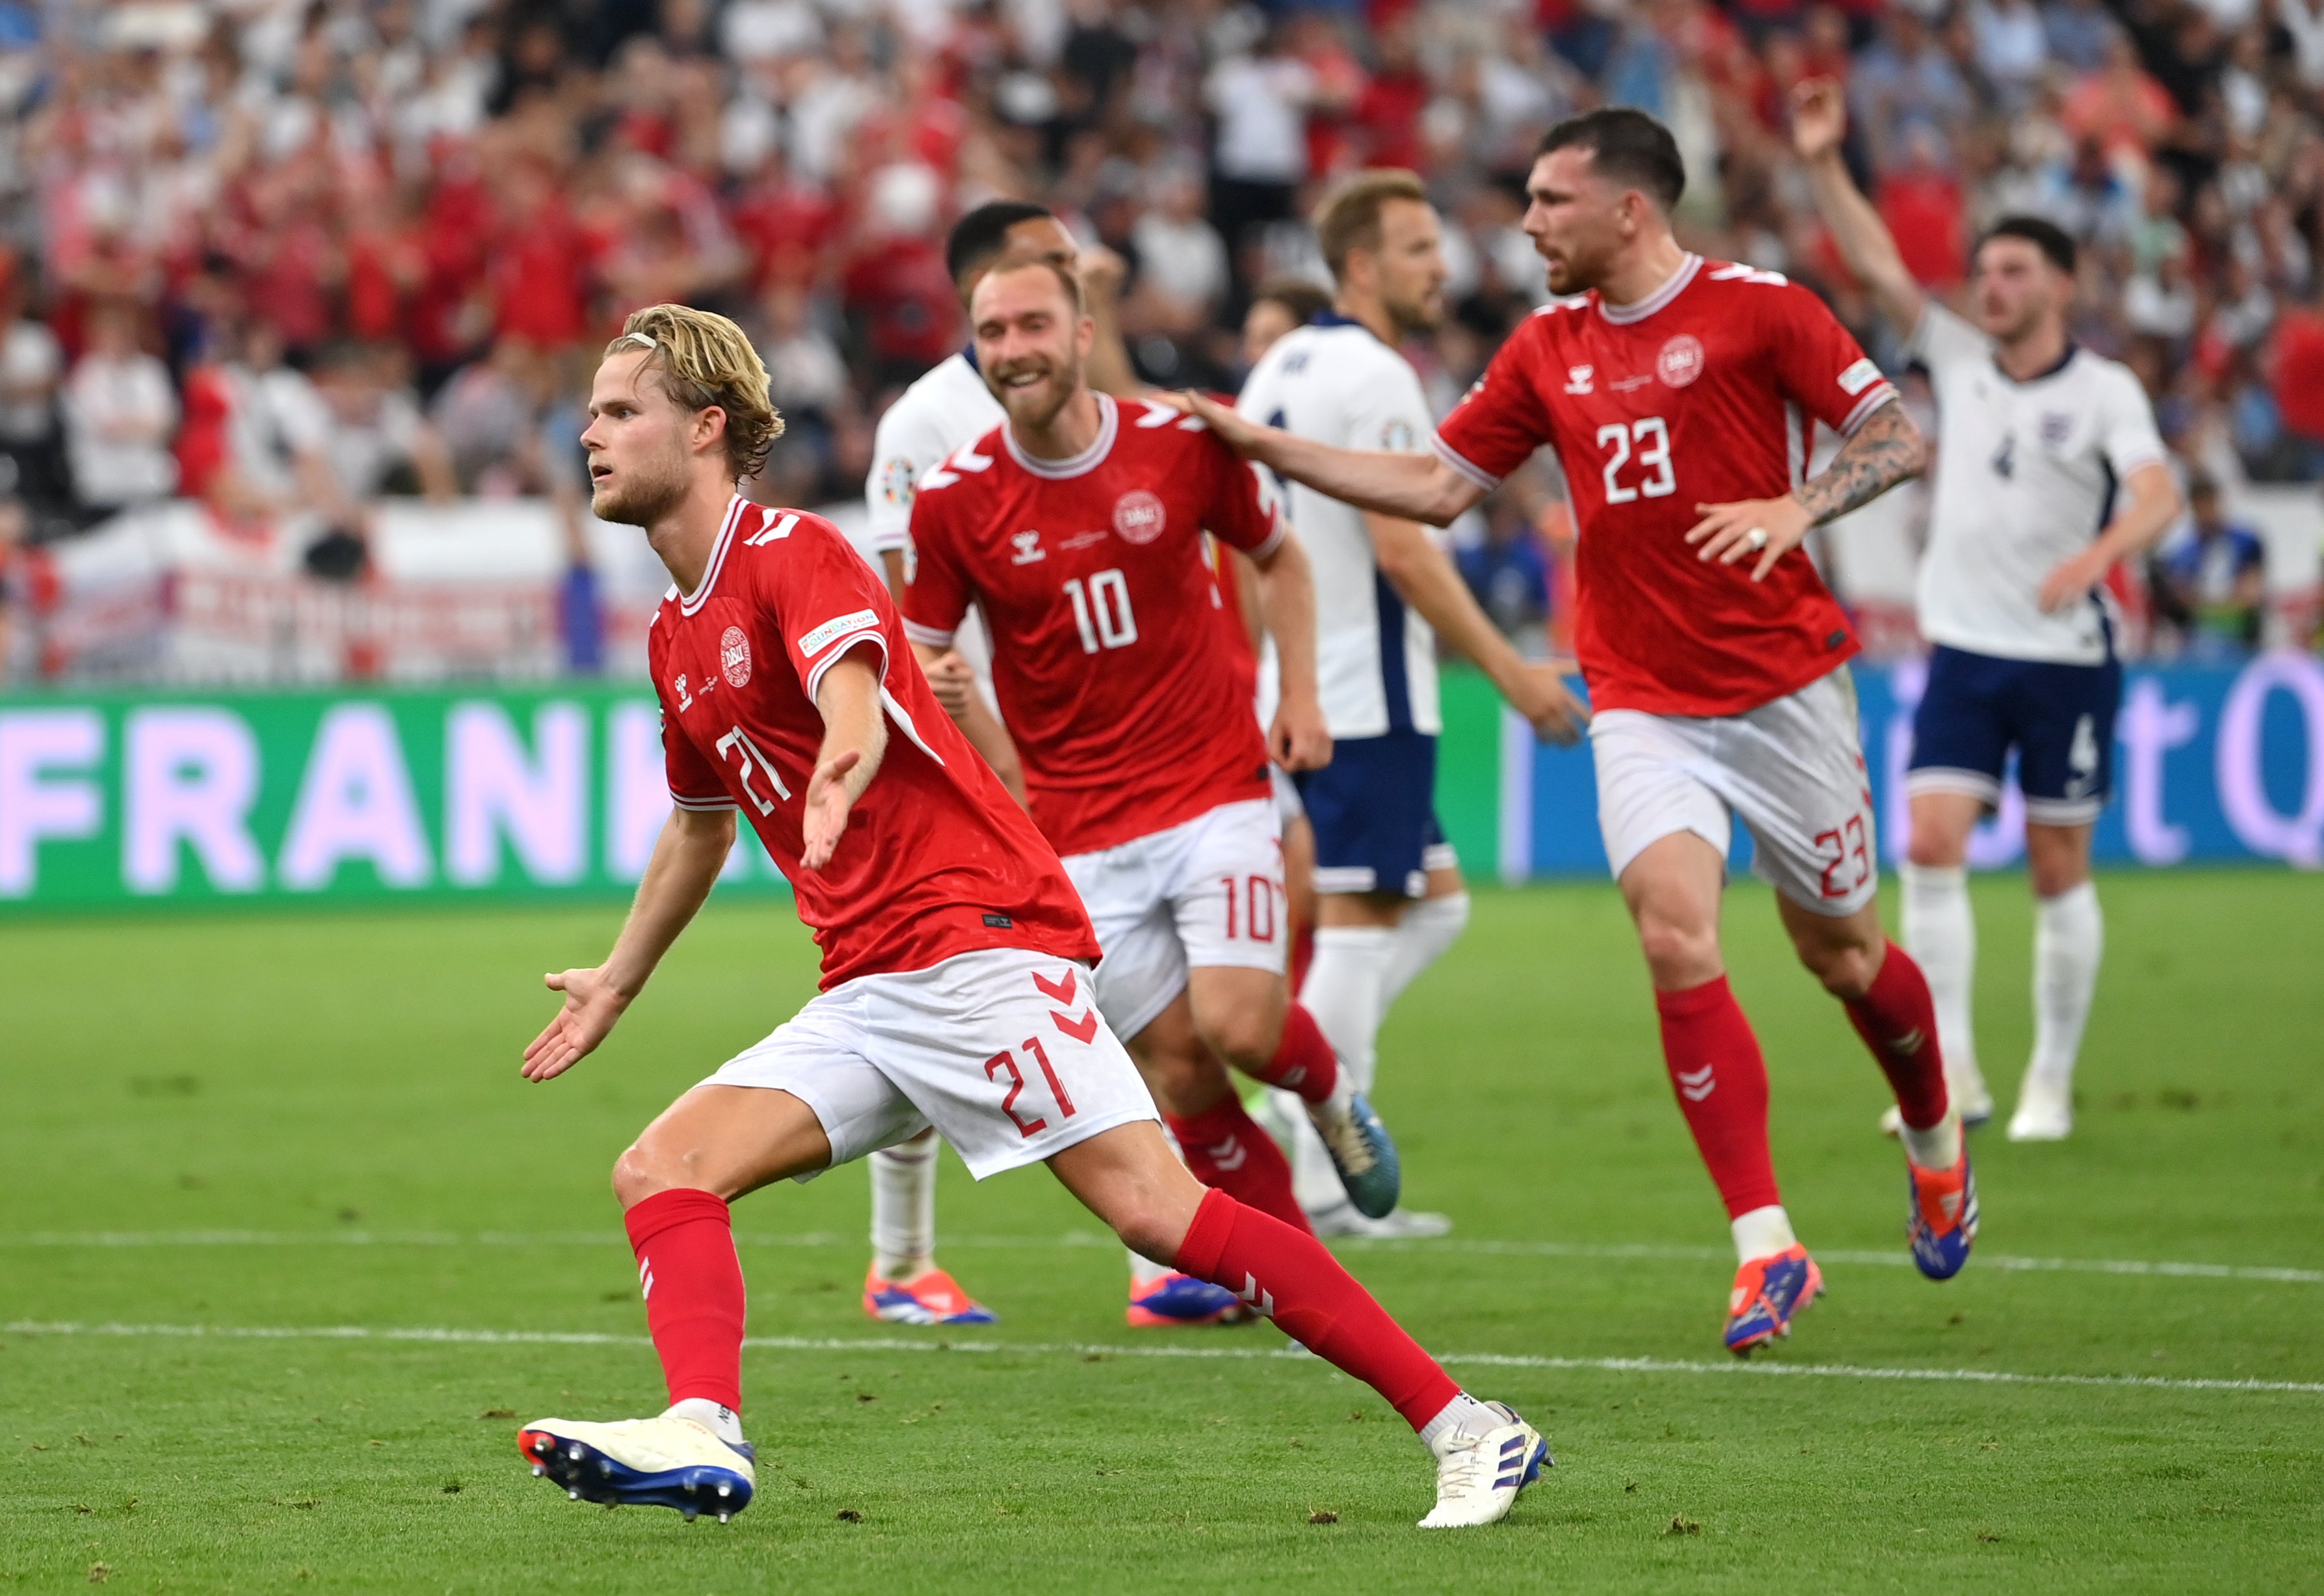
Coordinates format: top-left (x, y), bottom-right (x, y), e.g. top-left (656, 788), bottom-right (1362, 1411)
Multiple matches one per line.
top-left (618, 332), bottom-right (656, 349)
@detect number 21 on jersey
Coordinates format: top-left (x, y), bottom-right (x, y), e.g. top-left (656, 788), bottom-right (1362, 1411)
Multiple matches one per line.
top-left (1596, 416), bottom-right (1675, 504)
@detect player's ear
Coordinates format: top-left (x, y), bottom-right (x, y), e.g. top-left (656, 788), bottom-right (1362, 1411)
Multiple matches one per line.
top-left (1076, 313), bottom-right (1096, 359)
top-left (693, 404), bottom-right (729, 458)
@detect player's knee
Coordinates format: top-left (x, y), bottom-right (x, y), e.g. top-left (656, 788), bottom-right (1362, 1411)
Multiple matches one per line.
top-left (1198, 1007), bottom-right (1282, 1074)
top-left (611, 1139), bottom-right (691, 1206)
top-left (1138, 1045), bottom-right (1230, 1117)
top-left (1110, 1202), bottom-right (1185, 1269)
top-left (1905, 829), bottom-right (1966, 870)
top-left (1801, 938), bottom-right (1881, 1000)
top-left (1636, 916), bottom-right (1720, 989)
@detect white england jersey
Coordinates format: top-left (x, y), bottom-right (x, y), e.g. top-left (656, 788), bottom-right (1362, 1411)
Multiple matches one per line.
top-left (1910, 303), bottom-right (2166, 665)
top-left (864, 347), bottom-right (1004, 711)
top-left (1237, 316), bottom-right (1441, 738)
top-left (865, 349), bottom-right (1003, 555)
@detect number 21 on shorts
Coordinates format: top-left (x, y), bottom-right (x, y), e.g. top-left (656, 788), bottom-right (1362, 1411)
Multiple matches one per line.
top-left (985, 1036), bottom-right (1079, 1138)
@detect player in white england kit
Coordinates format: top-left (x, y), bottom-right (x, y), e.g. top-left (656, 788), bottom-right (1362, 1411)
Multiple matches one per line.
top-left (1237, 172), bottom-right (1583, 1235)
top-left (1795, 81), bottom-right (2184, 1141)
top-left (854, 201), bottom-right (1253, 1325)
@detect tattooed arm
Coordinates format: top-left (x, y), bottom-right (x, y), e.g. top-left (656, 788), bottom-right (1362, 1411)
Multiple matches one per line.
top-left (1683, 399), bottom-right (1927, 582)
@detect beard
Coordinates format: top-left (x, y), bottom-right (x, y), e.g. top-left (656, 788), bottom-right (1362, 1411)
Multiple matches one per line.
top-left (991, 359), bottom-right (1076, 432)
top-left (589, 449), bottom-right (689, 527)
top-left (1386, 285), bottom-right (1444, 338)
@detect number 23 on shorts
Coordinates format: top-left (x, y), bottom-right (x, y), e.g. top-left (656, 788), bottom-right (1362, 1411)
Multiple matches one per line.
top-left (1815, 814), bottom-right (1872, 899)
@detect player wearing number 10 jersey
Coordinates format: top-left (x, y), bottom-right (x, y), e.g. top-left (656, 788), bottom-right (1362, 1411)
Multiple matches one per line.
top-left (905, 258), bottom-right (1409, 1322)
top-left (1171, 111), bottom-right (1979, 1355)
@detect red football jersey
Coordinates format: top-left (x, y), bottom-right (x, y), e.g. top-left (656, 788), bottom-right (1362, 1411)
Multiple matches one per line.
top-left (903, 393), bottom-right (1280, 857)
top-left (1433, 255), bottom-right (1899, 717)
top-left (650, 497), bottom-right (1099, 989)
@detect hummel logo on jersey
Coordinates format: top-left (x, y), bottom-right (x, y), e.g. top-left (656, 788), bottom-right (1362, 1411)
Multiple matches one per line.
top-left (1237, 1273), bottom-right (1276, 1318)
top-left (1677, 1064), bottom-right (1716, 1102)
top-left (744, 512), bottom-right (799, 546)
top-left (1564, 364), bottom-right (1594, 394)
top-left (1010, 530), bottom-right (1047, 565)
top-left (674, 674), bottom-right (693, 710)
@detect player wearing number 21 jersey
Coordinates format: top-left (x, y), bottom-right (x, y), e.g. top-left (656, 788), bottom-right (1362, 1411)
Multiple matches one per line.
top-left (905, 258), bottom-right (1410, 1324)
top-left (515, 304), bottom-right (1547, 1532)
top-left (1171, 110), bottom-right (1977, 1357)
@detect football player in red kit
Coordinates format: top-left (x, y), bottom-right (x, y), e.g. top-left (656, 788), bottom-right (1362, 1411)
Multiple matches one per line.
top-left (903, 258), bottom-right (1405, 1323)
top-left (510, 304), bottom-right (1549, 1529)
top-left (1168, 109), bottom-right (1977, 1355)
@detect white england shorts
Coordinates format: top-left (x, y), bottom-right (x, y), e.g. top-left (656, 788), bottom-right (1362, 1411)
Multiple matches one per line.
top-left (1061, 797), bottom-right (1287, 1041)
top-left (700, 946), bottom-right (1159, 1180)
top-left (1589, 667), bottom-right (1879, 918)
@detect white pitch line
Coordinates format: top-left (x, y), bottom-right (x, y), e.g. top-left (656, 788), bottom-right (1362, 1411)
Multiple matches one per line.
top-left (10, 1230), bottom-right (2322, 1286)
top-left (5, 1319), bottom-right (2321, 1398)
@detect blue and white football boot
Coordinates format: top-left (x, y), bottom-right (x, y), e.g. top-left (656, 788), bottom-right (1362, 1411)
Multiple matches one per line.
top-left (1905, 1151), bottom-right (1979, 1281)
top-left (1418, 1400), bottom-right (1552, 1528)
top-left (1126, 1271), bottom-right (1253, 1327)
top-left (519, 1413), bottom-right (754, 1521)
top-left (1308, 1081), bottom-right (1402, 1221)
top-left (1724, 1245), bottom-right (1824, 1357)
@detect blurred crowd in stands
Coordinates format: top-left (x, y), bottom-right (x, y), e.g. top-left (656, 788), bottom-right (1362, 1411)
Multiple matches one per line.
top-left (0, 0), bottom-right (2319, 671)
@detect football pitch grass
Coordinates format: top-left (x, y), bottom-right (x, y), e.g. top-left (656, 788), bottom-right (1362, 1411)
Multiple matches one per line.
top-left (4, 872), bottom-right (2320, 1593)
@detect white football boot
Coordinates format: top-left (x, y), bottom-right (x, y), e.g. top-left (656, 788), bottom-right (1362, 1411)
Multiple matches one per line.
top-left (518, 1413), bottom-right (755, 1521)
top-left (2007, 1071), bottom-right (2074, 1141)
top-left (1418, 1402), bottom-right (1552, 1529)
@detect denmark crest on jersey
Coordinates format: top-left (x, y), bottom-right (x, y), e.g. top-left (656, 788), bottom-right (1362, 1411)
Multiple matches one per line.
top-left (720, 626), bottom-right (752, 688)
top-left (1113, 489), bottom-right (1167, 545)
top-left (1657, 334), bottom-right (1706, 389)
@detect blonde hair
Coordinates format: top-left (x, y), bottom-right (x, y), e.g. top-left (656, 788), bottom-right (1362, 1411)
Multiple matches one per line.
top-left (606, 305), bottom-right (784, 481)
top-left (1313, 169), bottom-right (1430, 282)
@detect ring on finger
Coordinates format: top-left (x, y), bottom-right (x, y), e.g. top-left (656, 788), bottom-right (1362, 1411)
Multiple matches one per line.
top-left (1744, 527), bottom-right (1769, 552)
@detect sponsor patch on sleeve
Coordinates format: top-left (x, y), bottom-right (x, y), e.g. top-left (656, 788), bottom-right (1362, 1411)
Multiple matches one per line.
top-left (1837, 358), bottom-right (1883, 396)
top-left (797, 609), bottom-right (881, 658)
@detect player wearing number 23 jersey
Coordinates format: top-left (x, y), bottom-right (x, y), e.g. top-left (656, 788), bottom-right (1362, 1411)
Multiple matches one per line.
top-left (1433, 253), bottom-right (1896, 720)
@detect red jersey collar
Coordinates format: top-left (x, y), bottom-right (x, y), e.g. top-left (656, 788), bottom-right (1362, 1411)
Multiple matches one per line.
top-left (1003, 392), bottom-right (1118, 480)
top-left (1596, 253), bottom-right (1702, 326)
top-left (676, 496), bottom-right (750, 617)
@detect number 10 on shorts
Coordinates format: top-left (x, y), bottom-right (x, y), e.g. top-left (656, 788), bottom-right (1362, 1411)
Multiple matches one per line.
top-left (985, 1036), bottom-right (1079, 1138)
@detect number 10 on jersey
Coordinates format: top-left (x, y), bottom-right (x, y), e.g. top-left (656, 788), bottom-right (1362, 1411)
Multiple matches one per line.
top-left (1064, 569), bottom-right (1138, 653)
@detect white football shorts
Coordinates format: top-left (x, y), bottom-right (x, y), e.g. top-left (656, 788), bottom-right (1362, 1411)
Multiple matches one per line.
top-left (1589, 667), bottom-right (1879, 918)
top-left (1061, 797), bottom-right (1287, 1041)
top-left (700, 946), bottom-right (1159, 1180)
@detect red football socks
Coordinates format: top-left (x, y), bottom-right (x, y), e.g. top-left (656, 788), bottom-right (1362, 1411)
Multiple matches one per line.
top-left (1655, 976), bottom-right (1782, 1218)
top-left (1844, 940), bottom-right (1952, 1132)
top-left (1174, 1188), bottom-right (1457, 1430)
top-left (624, 1187), bottom-right (746, 1413)
top-left (1165, 1096), bottom-right (1312, 1233)
top-left (1243, 1002), bottom-right (1340, 1104)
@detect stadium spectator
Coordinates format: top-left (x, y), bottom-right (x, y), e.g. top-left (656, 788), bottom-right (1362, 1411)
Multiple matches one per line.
top-left (61, 302), bottom-right (177, 513)
top-left (2152, 474), bottom-right (2271, 656)
top-left (1457, 508), bottom-right (1554, 643)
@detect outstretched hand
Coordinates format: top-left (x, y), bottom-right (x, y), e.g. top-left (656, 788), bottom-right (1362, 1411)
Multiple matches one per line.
top-left (522, 966), bottom-right (629, 1083)
top-left (1791, 77), bottom-right (1847, 163)
top-left (1685, 496), bottom-right (1812, 582)
top-left (1154, 390), bottom-right (1267, 457)
top-left (801, 747), bottom-right (862, 872)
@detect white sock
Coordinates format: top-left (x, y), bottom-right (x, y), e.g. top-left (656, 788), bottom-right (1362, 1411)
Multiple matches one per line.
top-left (1417, 1390), bottom-right (1501, 1455)
top-left (665, 1397), bottom-right (745, 1446)
top-left (1901, 864), bottom-right (1979, 1092)
top-left (1899, 1110), bottom-right (1964, 1172)
top-left (1304, 925), bottom-right (1395, 1092)
top-left (1289, 926), bottom-right (1397, 1212)
top-left (869, 1132), bottom-right (939, 1281)
top-left (2030, 882), bottom-right (2103, 1092)
top-left (1381, 892), bottom-right (1470, 1008)
top-left (1730, 1204), bottom-right (1797, 1264)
